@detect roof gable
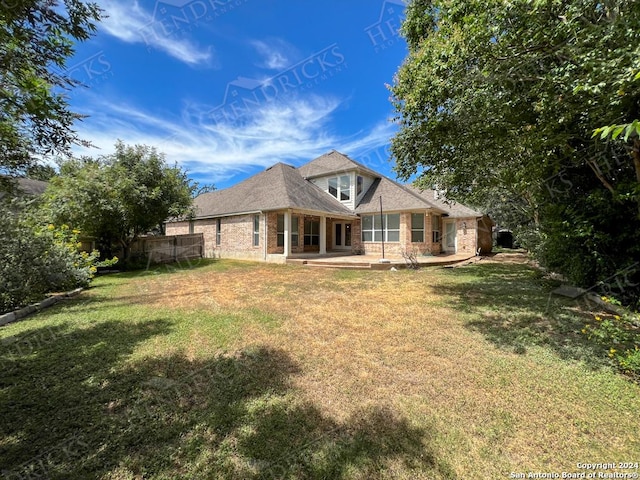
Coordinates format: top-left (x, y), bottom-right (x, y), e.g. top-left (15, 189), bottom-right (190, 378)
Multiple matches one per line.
top-left (193, 163), bottom-right (354, 218)
top-left (297, 150), bottom-right (379, 179)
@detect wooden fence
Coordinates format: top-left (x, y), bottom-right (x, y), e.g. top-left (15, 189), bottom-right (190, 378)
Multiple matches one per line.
top-left (129, 234), bottom-right (204, 264)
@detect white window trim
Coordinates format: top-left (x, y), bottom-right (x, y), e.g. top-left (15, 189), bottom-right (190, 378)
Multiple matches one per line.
top-left (253, 214), bottom-right (260, 247)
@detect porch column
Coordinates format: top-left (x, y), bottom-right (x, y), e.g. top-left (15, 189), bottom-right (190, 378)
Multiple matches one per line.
top-left (319, 216), bottom-right (327, 254)
top-left (284, 210), bottom-right (291, 257)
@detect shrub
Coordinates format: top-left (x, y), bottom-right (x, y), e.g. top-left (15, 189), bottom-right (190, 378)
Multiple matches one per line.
top-left (0, 200), bottom-right (106, 314)
top-left (582, 307), bottom-right (640, 381)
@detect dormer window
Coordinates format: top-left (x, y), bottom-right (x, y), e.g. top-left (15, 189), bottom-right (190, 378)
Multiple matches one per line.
top-left (357, 175), bottom-right (363, 196)
top-left (327, 175), bottom-right (351, 201)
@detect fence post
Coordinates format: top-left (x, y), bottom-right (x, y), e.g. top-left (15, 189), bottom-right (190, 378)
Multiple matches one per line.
top-left (173, 236), bottom-right (178, 263)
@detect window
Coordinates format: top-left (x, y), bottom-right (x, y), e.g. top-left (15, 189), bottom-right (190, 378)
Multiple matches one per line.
top-left (361, 214), bottom-right (400, 242)
top-left (327, 175), bottom-right (351, 201)
top-left (277, 214), bottom-right (285, 247)
top-left (357, 175), bottom-right (363, 196)
top-left (216, 218), bottom-right (221, 245)
top-left (339, 175), bottom-right (350, 201)
top-left (362, 215), bottom-right (375, 242)
top-left (432, 215), bottom-right (441, 243)
top-left (328, 177), bottom-right (338, 197)
top-left (253, 214), bottom-right (260, 246)
top-left (304, 219), bottom-right (320, 246)
top-left (411, 213), bottom-right (424, 243)
top-left (291, 216), bottom-right (299, 247)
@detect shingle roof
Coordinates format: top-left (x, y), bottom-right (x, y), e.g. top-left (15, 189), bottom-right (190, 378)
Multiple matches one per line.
top-left (298, 150), bottom-right (379, 179)
top-left (192, 162), bottom-right (355, 219)
top-left (355, 177), bottom-right (444, 214)
top-left (408, 186), bottom-right (483, 218)
top-left (0, 176), bottom-right (48, 199)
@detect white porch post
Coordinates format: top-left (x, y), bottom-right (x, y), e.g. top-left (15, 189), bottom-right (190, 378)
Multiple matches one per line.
top-left (319, 216), bottom-right (327, 254)
top-left (284, 210), bottom-right (291, 257)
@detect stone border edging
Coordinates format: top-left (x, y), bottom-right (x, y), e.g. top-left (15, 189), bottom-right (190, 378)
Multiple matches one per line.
top-left (0, 288), bottom-right (84, 327)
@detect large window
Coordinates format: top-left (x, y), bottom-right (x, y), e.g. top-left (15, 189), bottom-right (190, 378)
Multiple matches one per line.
top-left (253, 214), bottom-right (260, 246)
top-left (304, 219), bottom-right (320, 246)
top-left (327, 175), bottom-right (351, 201)
top-left (361, 214), bottom-right (400, 242)
top-left (432, 215), bottom-right (441, 243)
top-left (216, 218), bottom-right (221, 245)
top-left (277, 214), bottom-right (285, 247)
top-left (291, 216), bottom-right (299, 247)
top-left (411, 213), bottom-right (425, 243)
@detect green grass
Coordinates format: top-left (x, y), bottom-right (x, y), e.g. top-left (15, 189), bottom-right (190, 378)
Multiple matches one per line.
top-left (1, 258), bottom-right (638, 479)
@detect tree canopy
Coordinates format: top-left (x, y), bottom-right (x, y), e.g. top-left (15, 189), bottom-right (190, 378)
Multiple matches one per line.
top-left (43, 142), bottom-right (195, 262)
top-left (0, 0), bottom-right (102, 176)
top-left (390, 0), bottom-right (640, 304)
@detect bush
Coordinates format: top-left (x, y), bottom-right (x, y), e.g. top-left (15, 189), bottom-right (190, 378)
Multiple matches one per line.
top-left (0, 200), bottom-right (104, 314)
top-left (582, 306), bottom-right (640, 381)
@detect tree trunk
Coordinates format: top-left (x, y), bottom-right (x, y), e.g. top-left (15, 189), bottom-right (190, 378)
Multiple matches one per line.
top-left (120, 238), bottom-right (132, 263)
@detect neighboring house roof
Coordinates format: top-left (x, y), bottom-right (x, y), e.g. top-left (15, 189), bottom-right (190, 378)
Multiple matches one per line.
top-left (355, 177), bottom-right (445, 214)
top-left (298, 150), bottom-right (379, 179)
top-left (408, 186), bottom-right (483, 218)
top-left (193, 162), bottom-right (355, 219)
top-left (15, 177), bottom-right (48, 196)
top-left (0, 176), bottom-right (48, 199)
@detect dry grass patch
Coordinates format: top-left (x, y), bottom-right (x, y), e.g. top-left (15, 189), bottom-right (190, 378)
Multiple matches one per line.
top-left (117, 260), bottom-right (640, 475)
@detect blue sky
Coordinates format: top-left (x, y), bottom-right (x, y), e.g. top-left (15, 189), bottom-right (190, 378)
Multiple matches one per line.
top-left (66, 0), bottom-right (408, 189)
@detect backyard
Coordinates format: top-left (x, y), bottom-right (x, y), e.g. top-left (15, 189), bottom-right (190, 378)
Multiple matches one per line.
top-left (1, 256), bottom-right (639, 479)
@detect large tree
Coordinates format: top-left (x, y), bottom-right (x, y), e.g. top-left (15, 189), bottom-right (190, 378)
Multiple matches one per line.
top-left (390, 0), bottom-right (640, 301)
top-left (43, 141), bottom-right (195, 263)
top-left (0, 0), bottom-right (102, 179)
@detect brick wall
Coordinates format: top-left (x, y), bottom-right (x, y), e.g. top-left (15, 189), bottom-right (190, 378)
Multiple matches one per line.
top-left (220, 214), bottom-right (263, 259)
top-left (167, 215), bottom-right (264, 259)
top-left (165, 221), bottom-right (189, 236)
top-left (351, 219), bottom-right (362, 252)
top-left (292, 214), bottom-right (304, 254)
top-left (455, 218), bottom-right (477, 254)
top-left (266, 212), bottom-right (281, 254)
top-left (193, 219), bottom-right (219, 258)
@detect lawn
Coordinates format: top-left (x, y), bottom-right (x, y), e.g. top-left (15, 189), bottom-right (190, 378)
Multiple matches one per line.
top-left (1, 256), bottom-right (639, 479)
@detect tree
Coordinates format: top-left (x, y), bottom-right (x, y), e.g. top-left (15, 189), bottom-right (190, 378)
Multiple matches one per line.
top-left (0, 0), bottom-right (102, 177)
top-left (193, 182), bottom-right (216, 197)
top-left (390, 0), bottom-right (640, 302)
top-left (43, 141), bottom-right (195, 264)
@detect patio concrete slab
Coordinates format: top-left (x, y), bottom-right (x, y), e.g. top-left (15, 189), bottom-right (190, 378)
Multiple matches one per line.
top-left (286, 252), bottom-right (476, 270)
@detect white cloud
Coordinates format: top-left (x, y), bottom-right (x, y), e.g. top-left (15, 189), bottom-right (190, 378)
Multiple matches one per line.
top-left (250, 38), bottom-right (298, 70)
top-left (71, 92), bottom-right (394, 185)
top-left (99, 1), bottom-right (215, 67)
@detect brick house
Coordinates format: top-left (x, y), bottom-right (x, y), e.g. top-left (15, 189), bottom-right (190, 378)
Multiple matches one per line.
top-left (165, 151), bottom-right (492, 262)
